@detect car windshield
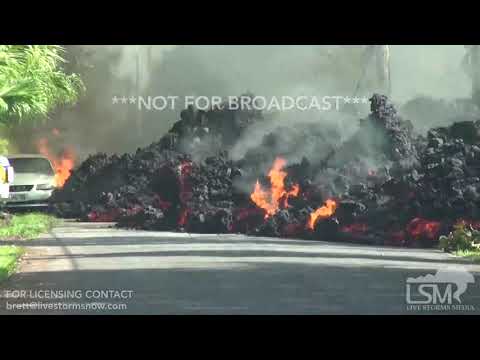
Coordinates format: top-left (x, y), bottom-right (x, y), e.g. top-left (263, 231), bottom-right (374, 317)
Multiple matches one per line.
top-left (8, 158), bottom-right (54, 175)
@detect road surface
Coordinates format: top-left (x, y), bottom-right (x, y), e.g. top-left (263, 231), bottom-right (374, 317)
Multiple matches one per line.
top-left (1, 221), bottom-right (480, 314)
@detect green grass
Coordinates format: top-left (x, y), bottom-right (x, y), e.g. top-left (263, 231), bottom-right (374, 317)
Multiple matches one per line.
top-left (0, 213), bottom-right (57, 240)
top-left (0, 213), bottom-right (57, 282)
top-left (455, 249), bottom-right (480, 263)
top-left (0, 246), bottom-right (24, 282)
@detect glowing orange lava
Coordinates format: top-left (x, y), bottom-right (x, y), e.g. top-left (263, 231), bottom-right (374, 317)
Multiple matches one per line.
top-left (406, 217), bottom-right (441, 240)
top-left (307, 199), bottom-right (338, 230)
top-left (36, 138), bottom-right (76, 188)
top-left (250, 157), bottom-right (300, 218)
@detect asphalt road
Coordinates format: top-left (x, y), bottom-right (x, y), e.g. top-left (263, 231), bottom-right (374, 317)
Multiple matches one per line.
top-left (1, 221), bottom-right (480, 315)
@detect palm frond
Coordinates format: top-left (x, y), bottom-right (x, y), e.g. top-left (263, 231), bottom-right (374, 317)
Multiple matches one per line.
top-left (0, 45), bottom-right (85, 123)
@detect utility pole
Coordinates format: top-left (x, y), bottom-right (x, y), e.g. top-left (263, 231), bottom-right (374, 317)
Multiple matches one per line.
top-left (146, 45), bottom-right (152, 74)
top-left (375, 45), bottom-right (391, 97)
top-left (462, 45), bottom-right (480, 108)
top-left (471, 45), bottom-right (480, 108)
top-left (354, 45), bottom-right (391, 98)
top-left (135, 45), bottom-right (143, 138)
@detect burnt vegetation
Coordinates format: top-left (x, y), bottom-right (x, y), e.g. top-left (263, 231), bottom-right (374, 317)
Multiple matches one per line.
top-left (51, 94), bottom-right (480, 248)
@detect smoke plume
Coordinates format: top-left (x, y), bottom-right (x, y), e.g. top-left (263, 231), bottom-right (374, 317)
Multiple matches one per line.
top-left (13, 45), bottom-right (475, 165)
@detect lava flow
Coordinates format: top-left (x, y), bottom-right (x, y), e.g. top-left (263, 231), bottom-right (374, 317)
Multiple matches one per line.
top-left (341, 223), bottom-right (369, 234)
top-left (36, 137), bottom-right (76, 188)
top-left (177, 161), bottom-right (194, 227)
top-left (406, 217), bottom-right (441, 241)
top-left (307, 199), bottom-right (338, 230)
top-left (250, 157), bottom-right (300, 218)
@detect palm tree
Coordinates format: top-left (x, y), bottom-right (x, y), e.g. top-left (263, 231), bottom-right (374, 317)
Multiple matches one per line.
top-left (0, 45), bottom-right (84, 123)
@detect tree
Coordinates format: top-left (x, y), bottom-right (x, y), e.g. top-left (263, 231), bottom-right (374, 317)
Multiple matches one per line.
top-left (0, 45), bottom-right (84, 123)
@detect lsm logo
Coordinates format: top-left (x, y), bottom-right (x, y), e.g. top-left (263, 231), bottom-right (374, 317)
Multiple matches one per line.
top-left (406, 267), bottom-right (476, 312)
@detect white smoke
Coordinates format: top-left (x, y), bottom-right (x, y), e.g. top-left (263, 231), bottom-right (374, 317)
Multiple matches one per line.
top-left (39, 45), bottom-right (474, 158)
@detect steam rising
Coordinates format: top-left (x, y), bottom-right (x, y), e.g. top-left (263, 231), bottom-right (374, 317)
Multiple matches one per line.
top-left (15, 45), bottom-right (474, 165)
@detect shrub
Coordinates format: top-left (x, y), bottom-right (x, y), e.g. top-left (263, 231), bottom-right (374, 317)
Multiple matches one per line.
top-left (439, 222), bottom-right (480, 253)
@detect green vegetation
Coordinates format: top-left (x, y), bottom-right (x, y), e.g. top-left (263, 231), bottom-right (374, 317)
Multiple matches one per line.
top-left (0, 45), bottom-right (85, 154)
top-left (439, 222), bottom-right (480, 261)
top-left (455, 250), bottom-right (480, 263)
top-left (0, 246), bottom-right (24, 282)
top-left (0, 45), bottom-right (84, 122)
top-left (0, 213), bottom-right (57, 282)
top-left (0, 213), bottom-right (57, 240)
top-left (0, 138), bottom-right (8, 154)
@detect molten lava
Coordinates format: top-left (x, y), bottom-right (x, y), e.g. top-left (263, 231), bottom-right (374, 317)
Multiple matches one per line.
top-left (36, 138), bottom-right (76, 188)
top-left (178, 208), bottom-right (189, 227)
top-left (250, 157), bottom-right (300, 218)
top-left (177, 161), bottom-right (194, 227)
top-left (406, 217), bottom-right (441, 240)
top-left (341, 223), bottom-right (369, 234)
top-left (307, 199), bottom-right (338, 230)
